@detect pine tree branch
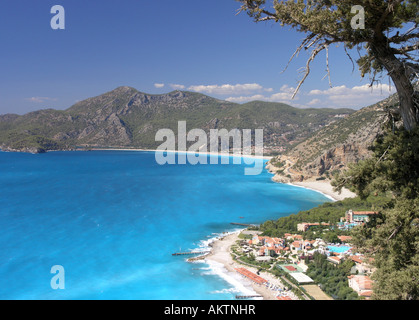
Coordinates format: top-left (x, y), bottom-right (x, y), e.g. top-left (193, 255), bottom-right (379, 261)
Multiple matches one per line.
top-left (281, 33), bottom-right (318, 74)
top-left (375, 145), bottom-right (391, 166)
top-left (389, 32), bottom-right (419, 44)
top-left (292, 42), bottom-right (328, 99)
top-left (391, 42), bottom-right (419, 55)
top-left (375, 0), bottom-right (404, 35)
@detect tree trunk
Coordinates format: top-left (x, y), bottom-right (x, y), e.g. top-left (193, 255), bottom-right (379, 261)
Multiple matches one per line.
top-left (371, 38), bottom-right (418, 131)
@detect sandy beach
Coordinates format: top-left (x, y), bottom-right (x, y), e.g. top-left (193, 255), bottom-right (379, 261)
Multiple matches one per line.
top-left (289, 180), bottom-right (357, 201)
top-left (265, 161), bottom-right (356, 201)
top-left (95, 148), bottom-right (273, 160)
top-left (202, 178), bottom-right (356, 301)
top-left (204, 232), bottom-right (285, 300)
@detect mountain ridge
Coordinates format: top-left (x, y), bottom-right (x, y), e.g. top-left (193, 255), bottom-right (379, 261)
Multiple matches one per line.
top-left (0, 87), bottom-right (355, 153)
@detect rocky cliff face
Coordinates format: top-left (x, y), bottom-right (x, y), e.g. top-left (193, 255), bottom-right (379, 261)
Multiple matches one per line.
top-left (266, 93), bottom-right (398, 182)
top-left (306, 142), bottom-right (372, 176)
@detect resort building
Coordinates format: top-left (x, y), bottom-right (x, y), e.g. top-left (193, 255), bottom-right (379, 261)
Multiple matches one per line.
top-left (258, 246), bottom-right (283, 257)
top-left (251, 235), bottom-right (284, 248)
top-left (338, 235), bottom-right (352, 243)
top-left (327, 256), bottom-right (342, 265)
top-left (251, 235), bottom-right (264, 245)
top-left (348, 275), bottom-right (373, 299)
top-left (351, 255), bottom-right (375, 275)
top-left (236, 224), bottom-right (376, 300)
top-left (290, 241), bottom-right (303, 254)
top-left (297, 222), bottom-right (330, 232)
top-left (345, 210), bottom-right (378, 223)
top-left (284, 234), bottom-right (303, 241)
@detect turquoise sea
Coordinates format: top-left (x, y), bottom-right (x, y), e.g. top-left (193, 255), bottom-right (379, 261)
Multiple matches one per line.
top-left (0, 150), bottom-right (330, 300)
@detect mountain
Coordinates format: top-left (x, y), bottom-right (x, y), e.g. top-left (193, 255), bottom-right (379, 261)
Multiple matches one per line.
top-left (0, 86), bottom-right (355, 153)
top-left (266, 91), bottom-right (401, 183)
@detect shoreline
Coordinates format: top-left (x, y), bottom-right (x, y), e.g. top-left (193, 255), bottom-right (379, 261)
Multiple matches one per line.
top-left (196, 176), bottom-right (356, 301)
top-left (288, 180), bottom-right (357, 202)
top-left (264, 159), bottom-right (357, 202)
top-left (202, 231), bottom-right (283, 300)
top-left (91, 148), bottom-right (273, 161)
top-left (0, 148), bottom-right (273, 161)
top-left (93, 148), bottom-right (356, 201)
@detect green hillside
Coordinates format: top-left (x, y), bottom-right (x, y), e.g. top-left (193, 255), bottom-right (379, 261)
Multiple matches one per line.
top-left (0, 86), bottom-right (354, 153)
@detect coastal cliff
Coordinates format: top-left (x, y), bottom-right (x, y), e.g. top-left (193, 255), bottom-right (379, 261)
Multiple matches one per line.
top-left (264, 85), bottom-right (408, 183)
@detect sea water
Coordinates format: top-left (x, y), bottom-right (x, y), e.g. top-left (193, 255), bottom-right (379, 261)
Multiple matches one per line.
top-left (0, 150), bottom-right (330, 300)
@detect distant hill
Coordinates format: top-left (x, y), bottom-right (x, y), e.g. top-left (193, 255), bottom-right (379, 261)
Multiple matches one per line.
top-left (0, 86), bottom-right (354, 153)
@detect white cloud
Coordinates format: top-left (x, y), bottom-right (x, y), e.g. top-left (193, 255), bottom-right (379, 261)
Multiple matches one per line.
top-left (169, 84), bottom-right (185, 90)
top-left (225, 95), bottom-right (266, 103)
top-left (309, 85), bottom-right (348, 96)
top-left (269, 85), bottom-right (296, 101)
top-left (308, 98), bottom-right (321, 106)
top-left (154, 83), bottom-right (165, 88)
top-left (164, 80), bottom-right (395, 109)
top-left (225, 84), bottom-right (297, 103)
top-left (309, 83), bottom-right (395, 96)
top-left (308, 83), bottom-right (395, 108)
top-left (188, 83), bottom-right (264, 95)
top-left (308, 89), bottom-right (323, 95)
top-left (25, 97), bottom-right (57, 103)
top-left (222, 82), bottom-right (395, 109)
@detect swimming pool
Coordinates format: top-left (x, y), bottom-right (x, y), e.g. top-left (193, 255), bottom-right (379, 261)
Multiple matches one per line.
top-left (328, 245), bottom-right (352, 253)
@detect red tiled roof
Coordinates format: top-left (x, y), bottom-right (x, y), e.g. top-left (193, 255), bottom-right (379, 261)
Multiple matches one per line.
top-left (361, 280), bottom-right (373, 290)
top-left (338, 236), bottom-right (353, 242)
top-left (350, 275), bottom-right (373, 290)
top-left (292, 241), bottom-right (301, 248)
top-left (353, 211), bottom-right (378, 215)
top-left (328, 256), bottom-right (341, 262)
top-left (351, 256), bottom-right (363, 264)
top-left (235, 268), bottom-right (268, 285)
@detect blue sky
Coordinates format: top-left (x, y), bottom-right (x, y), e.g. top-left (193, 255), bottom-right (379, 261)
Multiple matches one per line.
top-left (0, 0), bottom-right (396, 115)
